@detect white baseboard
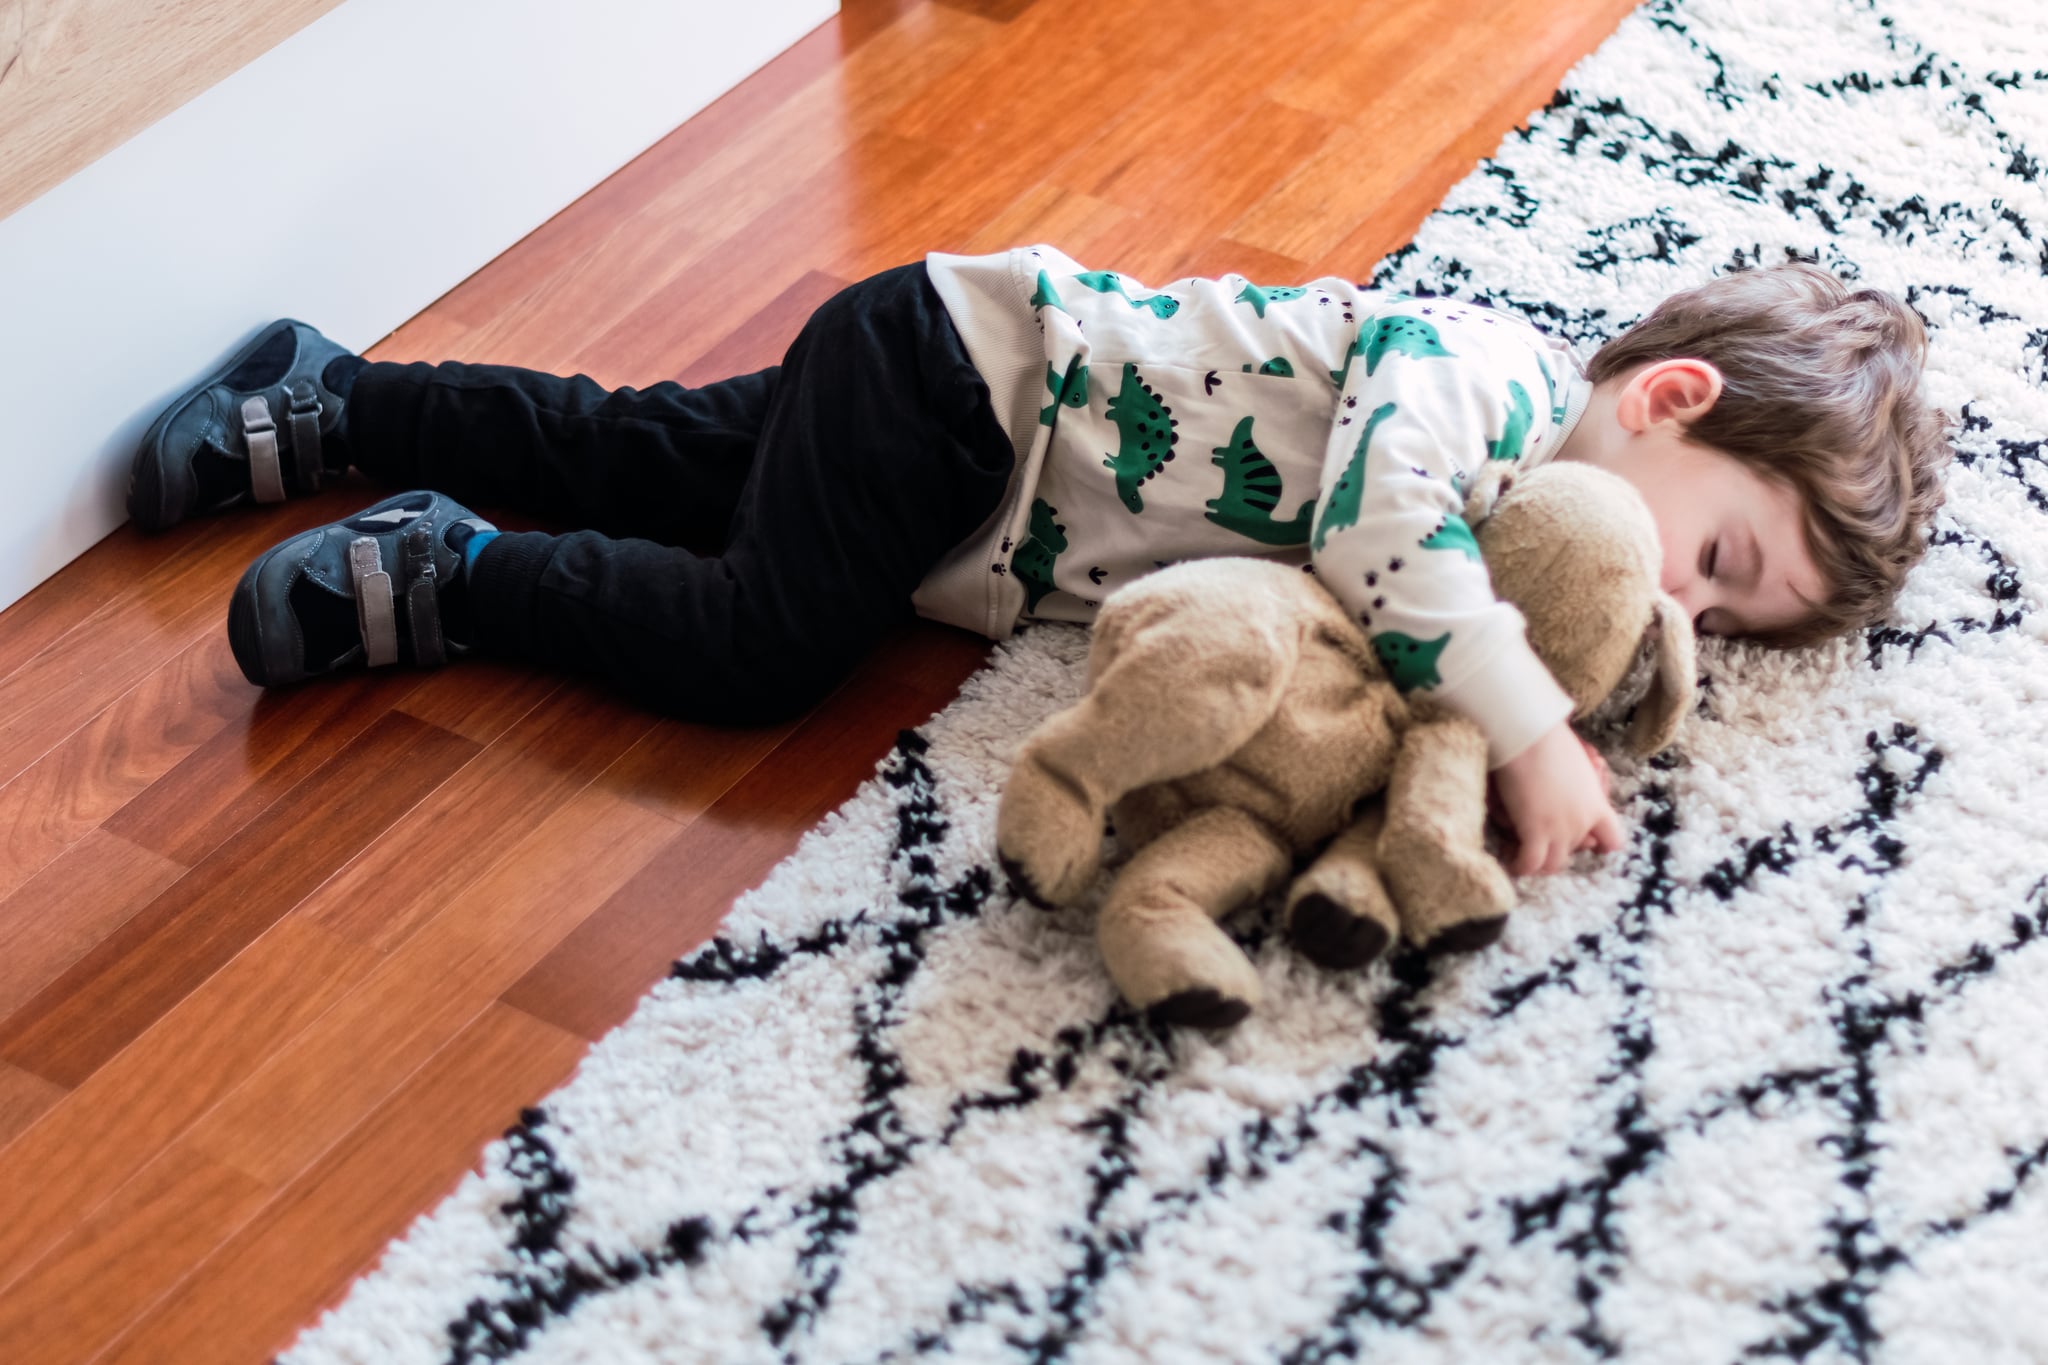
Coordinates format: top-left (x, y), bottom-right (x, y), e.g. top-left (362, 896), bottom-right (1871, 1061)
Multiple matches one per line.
top-left (0, 0), bottom-right (837, 614)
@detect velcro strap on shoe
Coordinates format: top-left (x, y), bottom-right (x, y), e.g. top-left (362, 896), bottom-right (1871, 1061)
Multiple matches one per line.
top-left (243, 397), bottom-right (286, 504)
top-left (287, 380), bottom-right (324, 494)
top-left (348, 536), bottom-right (400, 667)
top-left (401, 522), bottom-right (445, 668)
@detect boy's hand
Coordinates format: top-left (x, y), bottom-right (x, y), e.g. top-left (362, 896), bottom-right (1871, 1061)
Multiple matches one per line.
top-left (1491, 721), bottom-right (1622, 876)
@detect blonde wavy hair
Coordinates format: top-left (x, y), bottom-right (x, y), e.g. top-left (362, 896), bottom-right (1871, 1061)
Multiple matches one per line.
top-left (1584, 261), bottom-right (1953, 645)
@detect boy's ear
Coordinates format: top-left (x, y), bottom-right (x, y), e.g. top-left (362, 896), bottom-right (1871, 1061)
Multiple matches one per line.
top-left (1626, 593), bottom-right (1697, 756)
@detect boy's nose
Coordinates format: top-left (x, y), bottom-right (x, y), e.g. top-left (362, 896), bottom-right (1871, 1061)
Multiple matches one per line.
top-left (1667, 577), bottom-right (1713, 632)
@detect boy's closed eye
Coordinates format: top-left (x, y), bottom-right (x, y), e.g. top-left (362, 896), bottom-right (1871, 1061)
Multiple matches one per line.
top-left (1693, 536), bottom-right (1723, 635)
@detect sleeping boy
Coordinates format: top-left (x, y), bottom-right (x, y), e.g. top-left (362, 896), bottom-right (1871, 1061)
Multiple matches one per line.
top-left (126, 246), bottom-right (1950, 874)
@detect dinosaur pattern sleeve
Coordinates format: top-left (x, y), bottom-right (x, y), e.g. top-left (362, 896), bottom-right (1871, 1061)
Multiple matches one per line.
top-left (1308, 300), bottom-right (1575, 766)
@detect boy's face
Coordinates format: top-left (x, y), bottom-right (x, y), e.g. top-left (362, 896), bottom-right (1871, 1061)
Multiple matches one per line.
top-left (1619, 439), bottom-right (1825, 637)
top-left (1561, 360), bottom-right (1828, 638)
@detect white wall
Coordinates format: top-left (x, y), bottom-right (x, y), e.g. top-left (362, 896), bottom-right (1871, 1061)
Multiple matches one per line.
top-left (0, 0), bottom-right (837, 614)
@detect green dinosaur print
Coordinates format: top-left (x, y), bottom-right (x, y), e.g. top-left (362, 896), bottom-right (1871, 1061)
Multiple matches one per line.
top-left (1204, 417), bottom-right (1314, 546)
top-left (1011, 498), bottom-right (1069, 612)
top-left (1074, 271), bottom-right (1180, 319)
top-left (1038, 360), bottom-right (1090, 426)
top-left (1373, 631), bottom-right (1451, 692)
top-left (1240, 356), bottom-right (1295, 377)
top-left (1233, 283), bottom-right (1308, 318)
top-left (1487, 380), bottom-right (1536, 461)
top-left (1330, 315), bottom-right (1455, 388)
top-left (1535, 352), bottom-right (1570, 425)
top-left (1104, 362), bottom-right (1180, 514)
top-left (1029, 270), bottom-right (1065, 313)
top-left (1311, 401), bottom-right (1398, 551)
top-left (1420, 513), bottom-right (1482, 561)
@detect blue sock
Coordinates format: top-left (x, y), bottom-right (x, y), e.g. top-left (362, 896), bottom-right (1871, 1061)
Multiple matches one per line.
top-left (463, 528), bottom-right (499, 576)
top-left (442, 520), bottom-right (499, 579)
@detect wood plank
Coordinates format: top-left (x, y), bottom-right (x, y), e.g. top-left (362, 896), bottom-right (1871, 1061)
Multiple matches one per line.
top-left (0, 1062), bottom-right (65, 1149)
top-left (1309, 0), bottom-right (1649, 279)
top-left (0, 520), bottom-right (222, 689)
top-left (820, 133), bottom-right (1048, 283)
top-left (0, 538), bottom-right (248, 793)
top-left (0, 915), bottom-right (363, 1294)
top-left (884, 0), bottom-right (1153, 157)
top-left (935, 0), bottom-right (1039, 20)
top-left (1075, 99), bottom-right (1336, 256)
top-left (0, 712), bottom-right (478, 1088)
top-left (1037, 5), bottom-right (1332, 215)
top-left (1171, 239), bottom-right (1311, 289)
top-left (304, 684), bottom-right (662, 951)
top-left (1226, 0), bottom-right (1532, 263)
top-left (392, 659), bottom-right (562, 745)
top-left (1030, 98), bottom-right (1337, 286)
top-left (675, 269), bottom-right (852, 388)
top-left (1262, 0), bottom-right (1448, 122)
top-left (1232, 0), bottom-right (1621, 268)
top-left (501, 620), bottom-right (990, 1040)
top-left (0, 1), bottom-right (346, 222)
top-left (417, 4), bottom-right (1000, 378)
top-left (593, 713), bottom-right (797, 825)
top-left (0, 1142), bottom-right (268, 1365)
top-left (101, 666), bottom-right (423, 867)
top-left (0, 486), bottom-right (369, 793)
top-left (97, 1003), bottom-right (589, 1365)
top-left (0, 830), bottom-right (185, 1027)
top-left (0, 635), bottom-right (247, 903)
top-left (416, 15), bottom-right (860, 335)
top-left (187, 786), bottom-right (675, 1186)
top-left (840, 0), bottom-right (927, 45)
top-left (955, 181), bottom-right (1134, 260)
top-left (577, 129), bottom-right (957, 388)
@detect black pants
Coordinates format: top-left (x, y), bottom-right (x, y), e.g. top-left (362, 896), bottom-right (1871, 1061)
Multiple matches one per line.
top-left (342, 264), bottom-right (1015, 722)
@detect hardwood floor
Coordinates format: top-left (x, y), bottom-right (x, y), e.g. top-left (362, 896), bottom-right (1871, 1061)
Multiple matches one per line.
top-left (0, 0), bottom-right (1641, 1357)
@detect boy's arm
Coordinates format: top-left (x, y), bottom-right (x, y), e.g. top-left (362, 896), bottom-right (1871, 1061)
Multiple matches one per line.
top-left (1307, 304), bottom-right (1571, 768)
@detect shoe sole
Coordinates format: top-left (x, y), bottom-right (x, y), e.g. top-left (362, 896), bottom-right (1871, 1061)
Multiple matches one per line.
top-left (129, 319), bottom-right (313, 534)
top-left (226, 552), bottom-right (270, 686)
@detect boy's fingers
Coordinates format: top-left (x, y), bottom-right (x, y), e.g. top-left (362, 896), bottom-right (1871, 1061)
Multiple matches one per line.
top-left (1593, 809), bottom-right (1625, 853)
top-left (1516, 836), bottom-right (1559, 877)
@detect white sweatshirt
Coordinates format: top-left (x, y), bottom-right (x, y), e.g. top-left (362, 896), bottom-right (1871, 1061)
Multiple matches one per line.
top-left (915, 245), bottom-right (1594, 766)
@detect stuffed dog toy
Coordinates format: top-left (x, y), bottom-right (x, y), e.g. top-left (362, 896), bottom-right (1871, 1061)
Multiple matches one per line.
top-left (996, 461), bottom-right (1696, 1029)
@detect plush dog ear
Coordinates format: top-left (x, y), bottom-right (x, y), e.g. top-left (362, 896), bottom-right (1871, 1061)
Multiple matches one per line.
top-left (1626, 593), bottom-right (1696, 756)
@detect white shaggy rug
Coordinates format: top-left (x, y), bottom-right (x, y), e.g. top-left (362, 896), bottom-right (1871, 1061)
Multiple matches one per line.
top-left (285, 0), bottom-right (2048, 1360)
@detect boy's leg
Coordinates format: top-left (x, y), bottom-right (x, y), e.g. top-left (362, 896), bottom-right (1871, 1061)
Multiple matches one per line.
top-left (229, 263), bottom-right (1017, 723)
top-left (338, 362), bottom-right (777, 550)
top-left (465, 263), bottom-right (1015, 721)
top-left (129, 320), bottom-right (774, 549)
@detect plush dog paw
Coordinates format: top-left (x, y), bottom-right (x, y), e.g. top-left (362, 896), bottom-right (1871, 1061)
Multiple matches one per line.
top-left (1288, 892), bottom-right (1393, 969)
top-left (1147, 987), bottom-right (1253, 1031)
top-left (995, 754), bottom-right (1106, 908)
top-left (1417, 914), bottom-right (1508, 955)
top-left (1389, 849), bottom-right (1515, 956)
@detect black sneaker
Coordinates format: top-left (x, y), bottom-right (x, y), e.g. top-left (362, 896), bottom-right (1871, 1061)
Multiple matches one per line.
top-left (227, 490), bottom-right (491, 687)
top-left (129, 319), bottom-right (356, 532)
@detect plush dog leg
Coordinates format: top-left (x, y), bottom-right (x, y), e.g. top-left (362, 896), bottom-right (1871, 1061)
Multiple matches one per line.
top-left (998, 593), bottom-right (1298, 907)
top-left (1096, 805), bottom-right (1291, 1029)
top-left (1285, 804), bottom-right (1399, 969)
top-left (1377, 710), bottom-right (1515, 953)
